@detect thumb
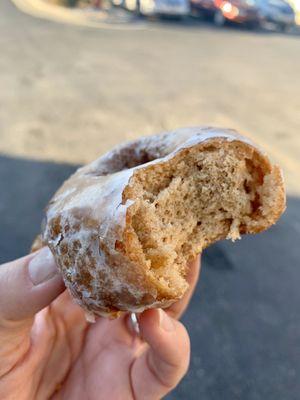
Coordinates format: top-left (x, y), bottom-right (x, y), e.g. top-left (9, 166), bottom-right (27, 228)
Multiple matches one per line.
top-left (0, 247), bottom-right (64, 323)
top-left (0, 247), bottom-right (64, 377)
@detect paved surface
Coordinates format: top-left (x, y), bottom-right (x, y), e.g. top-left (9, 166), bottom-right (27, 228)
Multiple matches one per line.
top-left (1, 0), bottom-right (300, 193)
top-left (1, 156), bottom-right (300, 400)
top-left (1, 1), bottom-right (300, 399)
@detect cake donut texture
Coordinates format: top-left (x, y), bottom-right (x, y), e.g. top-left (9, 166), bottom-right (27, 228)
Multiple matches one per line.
top-left (36, 127), bottom-right (285, 317)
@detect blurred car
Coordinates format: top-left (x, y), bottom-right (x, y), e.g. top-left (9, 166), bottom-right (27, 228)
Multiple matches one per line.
top-left (190, 0), bottom-right (260, 27)
top-left (113, 0), bottom-right (190, 17)
top-left (257, 0), bottom-right (295, 30)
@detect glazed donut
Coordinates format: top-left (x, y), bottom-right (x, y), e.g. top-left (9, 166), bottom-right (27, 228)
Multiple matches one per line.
top-left (34, 127), bottom-right (285, 318)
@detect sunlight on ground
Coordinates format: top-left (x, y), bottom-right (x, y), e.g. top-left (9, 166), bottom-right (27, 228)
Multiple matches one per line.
top-left (2, 0), bottom-right (300, 195)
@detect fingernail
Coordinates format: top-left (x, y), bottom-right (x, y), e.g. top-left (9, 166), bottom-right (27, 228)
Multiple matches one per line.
top-left (159, 309), bottom-right (175, 332)
top-left (28, 247), bottom-right (58, 285)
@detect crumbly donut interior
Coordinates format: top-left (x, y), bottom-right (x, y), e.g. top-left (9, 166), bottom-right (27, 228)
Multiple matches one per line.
top-left (122, 140), bottom-right (278, 298)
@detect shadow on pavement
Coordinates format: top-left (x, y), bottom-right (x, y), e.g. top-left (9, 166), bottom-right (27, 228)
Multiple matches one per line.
top-left (1, 154), bottom-right (299, 400)
top-left (0, 154), bottom-right (79, 261)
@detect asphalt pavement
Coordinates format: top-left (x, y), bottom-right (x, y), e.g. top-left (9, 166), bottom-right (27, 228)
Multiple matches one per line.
top-left (1, 1), bottom-right (300, 399)
top-left (1, 152), bottom-right (299, 400)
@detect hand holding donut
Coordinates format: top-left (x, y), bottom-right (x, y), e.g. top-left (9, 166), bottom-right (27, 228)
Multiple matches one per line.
top-left (0, 127), bottom-right (285, 399)
top-left (0, 247), bottom-right (200, 400)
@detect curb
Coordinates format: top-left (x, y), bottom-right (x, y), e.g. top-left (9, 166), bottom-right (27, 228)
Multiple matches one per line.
top-left (11, 0), bottom-right (145, 30)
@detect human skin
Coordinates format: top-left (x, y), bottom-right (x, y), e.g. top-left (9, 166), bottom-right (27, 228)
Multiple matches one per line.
top-left (0, 247), bottom-right (201, 400)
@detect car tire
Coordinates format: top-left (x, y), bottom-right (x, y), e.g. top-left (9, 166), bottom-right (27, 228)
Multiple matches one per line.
top-left (214, 10), bottom-right (225, 26)
top-left (278, 23), bottom-right (289, 32)
top-left (190, 7), bottom-right (199, 17)
top-left (134, 0), bottom-right (143, 15)
top-left (248, 20), bottom-right (260, 30)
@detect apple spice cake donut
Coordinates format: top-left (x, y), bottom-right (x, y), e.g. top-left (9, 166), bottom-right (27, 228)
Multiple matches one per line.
top-left (33, 127), bottom-right (285, 318)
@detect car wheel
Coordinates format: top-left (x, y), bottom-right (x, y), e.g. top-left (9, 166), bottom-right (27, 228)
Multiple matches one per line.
top-left (214, 10), bottom-right (225, 26)
top-left (190, 7), bottom-right (199, 17)
top-left (134, 0), bottom-right (142, 15)
top-left (248, 20), bottom-right (260, 30)
top-left (278, 23), bottom-right (289, 32)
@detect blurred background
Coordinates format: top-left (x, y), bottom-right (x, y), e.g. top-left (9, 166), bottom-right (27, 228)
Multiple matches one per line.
top-left (1, 0), bottom-right (300, 398)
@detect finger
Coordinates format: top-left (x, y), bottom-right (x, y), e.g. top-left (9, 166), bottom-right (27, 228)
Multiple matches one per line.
top-left (166, 254), bottom-right (201, 319)
top-left (0, 247), bottom-right (64, 375)
top-left (131, 309), bottom-right (190, 400)
top-left (0, 247), bottom-right (64, 322)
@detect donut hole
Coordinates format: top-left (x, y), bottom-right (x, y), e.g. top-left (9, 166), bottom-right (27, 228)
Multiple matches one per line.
top-left (87, 146), bottom-right (161, 176)
top-left (123, 139), bottom-right (278, 299)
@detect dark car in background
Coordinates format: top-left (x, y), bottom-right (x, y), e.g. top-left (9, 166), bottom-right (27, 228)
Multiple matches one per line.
top-left (257, 0), bottom-right (295, 30)
top-left (190, 0), bottom-right (295, 30)
top-left (190, 0), bottom-right (260, 27)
